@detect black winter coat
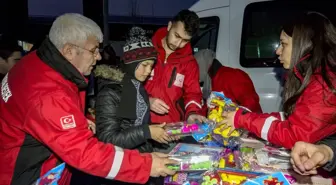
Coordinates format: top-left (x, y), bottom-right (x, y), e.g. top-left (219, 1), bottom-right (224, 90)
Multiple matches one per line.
top-left (94, 65), bottom-right (153, 153)
top-left (318, 134), bottom-right (336, 180)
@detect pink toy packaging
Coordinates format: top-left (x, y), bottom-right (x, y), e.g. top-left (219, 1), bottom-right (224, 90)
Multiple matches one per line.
top-left (165, 121), bottom-right (215, 137)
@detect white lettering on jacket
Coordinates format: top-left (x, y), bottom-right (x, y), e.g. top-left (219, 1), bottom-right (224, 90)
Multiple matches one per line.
top-left (1, 74), bottom-right (12, 103)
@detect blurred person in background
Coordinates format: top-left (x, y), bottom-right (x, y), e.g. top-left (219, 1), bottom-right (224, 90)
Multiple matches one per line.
top-left (194, 49), bottom-right (262, 113)
top-left (0, 36), bottom-right (23, 80)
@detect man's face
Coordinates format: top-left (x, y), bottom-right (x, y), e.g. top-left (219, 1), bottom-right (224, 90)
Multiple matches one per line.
top-left (166, 21), bottom-right (192, 51)
top-left (63, 36), bottom-right (102, 76)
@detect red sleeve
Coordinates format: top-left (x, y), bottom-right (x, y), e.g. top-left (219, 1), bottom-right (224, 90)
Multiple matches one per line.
top-left (23, 91), bottom-right (152, 184)
top-left (231, 70), bottom-right (262, 113)
top-left (234, 80), bottom-right (336, 149)
top-left (183, 60), bottom-right (203, 118)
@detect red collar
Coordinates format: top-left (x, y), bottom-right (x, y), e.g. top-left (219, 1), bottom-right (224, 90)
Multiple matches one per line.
top-left (293, 54), bottom-right (311, 82)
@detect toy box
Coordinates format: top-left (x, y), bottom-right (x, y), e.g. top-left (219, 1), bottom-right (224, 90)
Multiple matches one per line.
top-left (243, 172), bottom-right (291, 185)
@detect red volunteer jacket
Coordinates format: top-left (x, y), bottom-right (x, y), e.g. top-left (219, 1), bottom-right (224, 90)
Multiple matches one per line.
top-left (0, 50), bottom-right (152, 185)
top-left (211, 65), bottom-right (262, 113)
top-left (145, 27), bottom-right (203, 123)
top-left (233, 74), bottom-right (336, 149)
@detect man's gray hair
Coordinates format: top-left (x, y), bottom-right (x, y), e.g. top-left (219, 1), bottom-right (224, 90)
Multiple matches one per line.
top-left (49, 13), bottom-right (103, 49)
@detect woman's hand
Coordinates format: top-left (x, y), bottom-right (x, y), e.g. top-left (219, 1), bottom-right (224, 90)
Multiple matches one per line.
top-left (219, 110), bottom-right (238, 136)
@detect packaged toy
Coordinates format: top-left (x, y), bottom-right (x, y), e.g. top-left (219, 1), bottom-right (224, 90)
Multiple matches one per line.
top-left (165, 121), bottom-right (215, 137)
top-left (167, 155), bottom-right (217, 171)
top-left (243, 172), bottom-right (291, 185)
top-left (33, 163), bottom-right (65, 185)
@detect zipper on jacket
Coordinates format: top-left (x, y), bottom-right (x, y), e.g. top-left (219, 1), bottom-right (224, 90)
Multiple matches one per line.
top-left (176, 98), bottom-right (185, 121)
top-left (168, 67), bottom-right (177, 88)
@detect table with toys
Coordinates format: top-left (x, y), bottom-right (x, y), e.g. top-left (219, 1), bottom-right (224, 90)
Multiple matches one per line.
top-left (164, 92), bottom-right (334, 185)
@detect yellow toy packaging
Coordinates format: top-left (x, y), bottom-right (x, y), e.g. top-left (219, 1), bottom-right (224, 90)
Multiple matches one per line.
top-left (206, 91), bottom-right (244, 146)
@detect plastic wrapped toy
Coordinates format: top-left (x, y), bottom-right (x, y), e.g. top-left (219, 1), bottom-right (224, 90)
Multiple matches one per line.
top-left (206, 92), bottom-right (249, 147)
top-left (169, 143), bottom-right (224, 157)
top-left (207, 91), bottom-right (241, 123)
top-left (165, 169), bottom-right (263, 185)
top-left (239, 146), bottom-right (292, 173)
top-left (165, 121), bottom-right (215, 137)
top-left (212, 124), bottom-right (241, 147)
top-left (218, 148), bottom-right (241, 169)
top-left (207, 92), bottom-right (240, 117)
top-left (243, 172), bottom-right (291, 185)
top-left (167, 155), bottom-right (218, 171)
top-left (192, 120), bottom-right (216, 142)
top-left (165, 122), bottom-right (199, 136)
top-left (33, 163), bottom-right (65, 185)
top-left (202, 171), bottom-right (221, 185)
top-left (217, 169), bottom-right (263, 185)
top-left (164, 171), bottom-right (204, 185)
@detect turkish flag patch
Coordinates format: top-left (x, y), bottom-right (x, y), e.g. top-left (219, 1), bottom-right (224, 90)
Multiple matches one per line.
top-left (60, 115), bottom-right (76, 129)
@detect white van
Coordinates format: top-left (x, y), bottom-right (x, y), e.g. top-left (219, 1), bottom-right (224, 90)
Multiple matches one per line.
top-left (190, 0), bottom-right (334, 112)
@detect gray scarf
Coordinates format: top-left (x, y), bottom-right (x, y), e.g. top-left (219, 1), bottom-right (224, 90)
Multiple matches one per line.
top-left (194, 49), bottom-right (216, 99)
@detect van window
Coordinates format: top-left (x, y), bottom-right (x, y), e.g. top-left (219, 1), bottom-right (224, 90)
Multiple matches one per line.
top-left (192, 16), bottom-right (220, 53)
top-left (240, 1), bottom-right (335, 68)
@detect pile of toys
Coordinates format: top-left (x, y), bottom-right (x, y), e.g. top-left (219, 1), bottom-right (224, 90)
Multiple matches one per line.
top-left (163, 92), bottom-right (297, 185)
top-left (164, 167), bottom-right (292, 185)
top-left (164, 142), bottom-right (296, 185)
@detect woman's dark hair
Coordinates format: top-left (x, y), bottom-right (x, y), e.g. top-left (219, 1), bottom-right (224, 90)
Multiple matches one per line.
top-left (282, 12), bottom-right (336, 116)
top-left (0, 38), bottom-right (22, 60)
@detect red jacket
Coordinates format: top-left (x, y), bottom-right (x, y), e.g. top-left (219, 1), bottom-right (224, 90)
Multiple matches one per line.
top-left (212, 66), bottom-right (262, 113)
top-left (0, 51), bottom-right (152, 185)
top-left (145, 27), bottom-right (203, 123)
top-left (233, 74), bottom-right (336, 149)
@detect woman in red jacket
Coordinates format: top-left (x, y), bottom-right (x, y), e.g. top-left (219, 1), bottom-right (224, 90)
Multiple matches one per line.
top-left (195, 49), bottom-right (262, 113)
top-left (222, 12), bottom-right (336, 149)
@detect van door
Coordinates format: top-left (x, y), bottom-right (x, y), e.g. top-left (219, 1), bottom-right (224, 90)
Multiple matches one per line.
top-left (191, 0), bottom-right (335, 112)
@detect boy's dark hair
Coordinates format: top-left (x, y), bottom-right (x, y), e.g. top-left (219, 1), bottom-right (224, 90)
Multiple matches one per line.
top-left (172, 9), bottom-right (200, 36)
top-left (0, 37), bottom-right (22, 60)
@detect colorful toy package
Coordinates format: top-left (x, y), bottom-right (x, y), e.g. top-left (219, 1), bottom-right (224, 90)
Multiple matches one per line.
top-left (168, 143), bottom-right (224, 171)
top-left (191, 120), bottom-right (216, 142)
top-left (217, 169), bottom-right (264, 185)
top-left (206, 91), bottom-right (250, 147)
top-left (243, 172), bottom-right (291, 185)
top-left (218, 148), bottom-right (241, 169)
top-left (165, 121), bottom-right (215, 137)
top-left (164, 171), bottom-right (205, 185)
top-left (239, 145), bottom-right (292, 173)
top-left (164, 169), bottom-right (264, 185)
top-left (167, 155), bottom-right (218, 171)
top-left (169, 143), bottom-right (224, 157)
top-left (33, 163), bottom-right (65, 185)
